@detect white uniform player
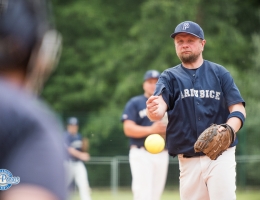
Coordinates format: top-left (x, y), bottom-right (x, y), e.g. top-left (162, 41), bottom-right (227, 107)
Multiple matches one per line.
top-left (121, 70), bottom-right (169, 200)
top-left (64, 117), bottom-right (91, 200)
top-left (146, 21), bottom-right (246, 200)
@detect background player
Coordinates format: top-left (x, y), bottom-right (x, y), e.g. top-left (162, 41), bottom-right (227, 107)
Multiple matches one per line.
top-left (121, 70), bottom-right (169, 200)
top-left (146, 21), bottom-right (246, 200)
top-left (0, 0), bottom-right (66, 200)
top-left (64, 117), bottom-right (91, 200)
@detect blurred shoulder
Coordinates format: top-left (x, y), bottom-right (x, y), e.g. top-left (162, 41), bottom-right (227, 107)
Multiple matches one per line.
top-left (129, 94), bottom-right (146, 103)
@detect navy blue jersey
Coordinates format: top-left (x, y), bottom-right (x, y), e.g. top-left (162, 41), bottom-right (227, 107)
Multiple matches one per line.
top-left (154, 60), bottom-right (245, 157)
top-left (121, 95), bottom-right (152, 148)
top-left (65, 132), bottom-right (83, 161)
top-left (0, 80), bottom-right (66, 200)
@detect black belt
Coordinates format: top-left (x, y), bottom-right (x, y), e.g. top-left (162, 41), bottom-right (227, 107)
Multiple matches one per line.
top-left (183, 155), bottom-right (197, 158)
top-left (130, 145), bottom-right (145, 149)
top-left (182, 153), bottom-right (204, 158)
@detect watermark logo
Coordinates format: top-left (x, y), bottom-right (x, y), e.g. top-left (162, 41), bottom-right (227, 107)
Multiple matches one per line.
top-left (0, 169), bottom-right (20, 190)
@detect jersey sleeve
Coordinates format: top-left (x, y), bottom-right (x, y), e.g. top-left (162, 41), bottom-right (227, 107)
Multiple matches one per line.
top-left (121, 98), bottom-right (138, 122)
top-left (154, 71), bottom-right (175, 110)
top-left (220, 71), bottom-right (245, 107)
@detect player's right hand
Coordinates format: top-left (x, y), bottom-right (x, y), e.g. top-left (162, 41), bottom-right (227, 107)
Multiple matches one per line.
top-left (146, 96), bottom-right (160, 121)
top-left (146, 95), bottom-right (167, 121)
top-left (146, 95), bottom-right (159, 113)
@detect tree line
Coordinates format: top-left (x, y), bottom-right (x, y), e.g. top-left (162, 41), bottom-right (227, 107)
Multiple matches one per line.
top-left (43, 0), bottom-right (260, 158)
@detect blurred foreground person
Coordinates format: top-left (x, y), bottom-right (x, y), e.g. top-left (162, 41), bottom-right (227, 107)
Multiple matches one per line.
top-left (0, 0), bottom-right (66, 200)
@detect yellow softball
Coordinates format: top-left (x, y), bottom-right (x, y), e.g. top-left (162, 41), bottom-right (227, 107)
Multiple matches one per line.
top-left (144, 134), bottom-right (165, 154)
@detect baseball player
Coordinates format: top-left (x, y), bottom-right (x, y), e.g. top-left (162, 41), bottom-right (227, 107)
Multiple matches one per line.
top-left (0, 0), bottom-right (66, 200)
top-left (146, 21), bottom-right (246, 200)
top-left (121, 70), bottom-right (169, 200)
top-left (64, 117), bottom-right (91, 200)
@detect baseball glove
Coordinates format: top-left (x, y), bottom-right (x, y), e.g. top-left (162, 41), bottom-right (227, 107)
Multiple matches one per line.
top-left (194, 124), bottom-right (235, 160)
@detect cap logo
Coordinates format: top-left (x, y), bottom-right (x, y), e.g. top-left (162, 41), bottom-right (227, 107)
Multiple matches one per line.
top-left (182, 22), bottom-right (190, 30)
top-left (152, 71), bottom-right (159, 77)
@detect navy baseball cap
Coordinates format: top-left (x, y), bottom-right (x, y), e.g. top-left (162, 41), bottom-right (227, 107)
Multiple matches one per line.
top-left (143, 70), bottom-right (160, 81)
top-left (67, 117), bottom-right (78, 125)
top-left (170, 21), bottom-right (204, 40)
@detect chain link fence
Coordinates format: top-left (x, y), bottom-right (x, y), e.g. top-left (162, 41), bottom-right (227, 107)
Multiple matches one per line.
top-left (85, 155), bottom-right (260, 193)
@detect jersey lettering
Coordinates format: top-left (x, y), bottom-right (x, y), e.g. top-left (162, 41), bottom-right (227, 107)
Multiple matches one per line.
top-left (215, 92), bottom-right (221, 100)
top-left (205, 90), bottom-right (209, 98)
top-left (199, 90), bottom-right (205, 98)
top-left (139, 109), bottom-right (147, 118)
top-left (190, 89), bottom-right (194, 97)
top-left (210, 90), bottom-right (215, 98)
top-left (194, 90), bottom-right (198, 97)
top-left (181, 88), bottom-right (221, 100)
top-left (184, 89), bottom-right (190, 97)
top-left (181, 92), bottom-right (184, 98)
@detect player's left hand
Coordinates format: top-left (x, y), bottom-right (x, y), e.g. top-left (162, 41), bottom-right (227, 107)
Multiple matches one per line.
top-left (151, 121), bottom-right (166, 133)
top-left (194, 124), bottom-right (235, 160)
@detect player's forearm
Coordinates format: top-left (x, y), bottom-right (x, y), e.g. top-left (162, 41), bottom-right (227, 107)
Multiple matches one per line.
top-left (68, 147), bottom-right (83, 159)
top-left (68, 147), bottom-right (90, 161)
top-left (124, 123), bottom-right (152, 138)
top-left (226, 118), bottom-right (240, 133)
top-left (227, 103), bottom-right (246, 132)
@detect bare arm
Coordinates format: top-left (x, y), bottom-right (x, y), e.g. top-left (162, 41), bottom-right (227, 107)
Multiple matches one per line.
top-left (123, 120), bottom-right (166, 138)
top-left (68, 147), bottom-right (90, 161)
top-left (146, 95), bottom-right (167, 121)
top-left (226, 103), bottom-right (246, 133)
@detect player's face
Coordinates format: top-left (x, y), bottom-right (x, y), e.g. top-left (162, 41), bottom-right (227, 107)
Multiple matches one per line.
top-left (174, 33), bottom-right (206, 64)
top-left (143, 78), bottom-right (158, 98)
top-left (67, 124), bottom-right (79, 134)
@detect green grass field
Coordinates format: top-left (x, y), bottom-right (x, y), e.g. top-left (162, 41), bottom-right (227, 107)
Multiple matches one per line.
top-left (70, 188), bottom-right (260, 200)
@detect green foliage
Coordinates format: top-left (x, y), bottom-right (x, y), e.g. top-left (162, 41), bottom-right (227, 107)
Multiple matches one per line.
top-left (42, 1), bottom-right (260, 165)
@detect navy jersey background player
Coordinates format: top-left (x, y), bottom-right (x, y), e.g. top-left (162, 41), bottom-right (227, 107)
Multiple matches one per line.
top-left (0, 0), bottom-right (66, 199)
top-left (122, 94), bottom-right (154, 147)
top-left (64, 117), bottom-right (92, 200)
top-left (146, 21), bottom-right (246, 200)
top-left (121, 70), bottom-right (169, 200)
top-left (64, 117), bottom-right (86, 161)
